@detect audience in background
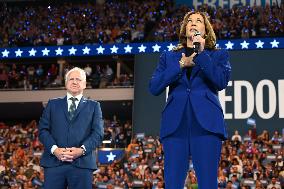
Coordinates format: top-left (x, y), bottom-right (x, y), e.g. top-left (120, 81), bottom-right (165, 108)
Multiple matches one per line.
top-left (0, 62), bottom-right (134, 90)
top-left (0, 1), bottom-right (283, 47)
top-left (0, 0), bottom-right (172, 47)
top-left (153, 3), bottom-right (284, 42)
top-left (0, 0), bottom-right (283, 188)
top-left (0, 119), bottom-right (283, 188)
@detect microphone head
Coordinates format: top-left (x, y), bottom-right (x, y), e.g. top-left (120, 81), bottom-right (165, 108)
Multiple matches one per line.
top-left (194, 31), bottom-right (201, 36)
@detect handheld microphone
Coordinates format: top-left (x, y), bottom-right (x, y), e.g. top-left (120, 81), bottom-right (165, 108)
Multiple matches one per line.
top-left (193, 31), bottom-right (201, 53)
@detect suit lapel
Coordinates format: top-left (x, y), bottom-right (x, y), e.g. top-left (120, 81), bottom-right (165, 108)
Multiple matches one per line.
top-left (182, 68), bottom-right (190, 87)
top-left (174, 49), bottom-right (213, 85)
top-left (173, 50), bottom-right (190, 87)
top-left (62, 96), bottom-right (70, 123)
top-left (190, 50), bottom-right (211, 80)
top-left (190, 65), bottom-right (200, 80)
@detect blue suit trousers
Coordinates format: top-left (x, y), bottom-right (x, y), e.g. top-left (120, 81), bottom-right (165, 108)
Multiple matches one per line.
top-left (44, 163), bottom-right (93, 189)
top-left (162, 98), bottom-right (222, 189)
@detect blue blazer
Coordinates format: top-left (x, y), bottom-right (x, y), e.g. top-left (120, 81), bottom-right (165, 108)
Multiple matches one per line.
top-left (149, 48), bottom-right (231, 140)
top-left (38, 96), bottom-right (104, 170)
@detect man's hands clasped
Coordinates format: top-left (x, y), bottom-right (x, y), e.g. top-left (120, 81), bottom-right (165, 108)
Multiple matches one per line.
top-left (54, 147), bottom-right (84, 162)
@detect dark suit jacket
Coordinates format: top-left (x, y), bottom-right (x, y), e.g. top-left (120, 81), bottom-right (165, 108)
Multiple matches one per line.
top-left (149, 48), bottom-right (231, 140)
top-left (38, 96), bottom-right (104, 170)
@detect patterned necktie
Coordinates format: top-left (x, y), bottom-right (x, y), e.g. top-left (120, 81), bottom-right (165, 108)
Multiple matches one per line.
top-left (69, 97), bottom-right (78, 120)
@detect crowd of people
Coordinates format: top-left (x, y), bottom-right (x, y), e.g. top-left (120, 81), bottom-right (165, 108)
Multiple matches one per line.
top-left (1, 1), bottom-right (283, 91)
top-left (0, 0), bottom-right (283, 188)
top-left (0, 0), bottom-right (172, 47)
top-left (0, 119), bottom-right (283, 188)
top-left (0, 62), bottom-right (133, 90)
top-left (0, 1), bottom-right (283, 47)
top-left (153, 3), bottom-right (284, 41)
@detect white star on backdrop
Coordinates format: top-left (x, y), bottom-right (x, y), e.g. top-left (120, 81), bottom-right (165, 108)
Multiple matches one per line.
top-left (152, 44), bottom-right (161, 52)
top-left (2, 49), bottom-right (9, 57)
top-left (42, 48), bottom-right (50, 56)
top-left (96, 46), bottom-right (105, 54)
top-left (55, 47), bottom-right (63, 55)
top-left (225, 41), bottom-right (234, 49)
top-left (240, 41), bottom-right (250, 49)
top-left (110, 45), bottom-right (118, 53)
top-left (29, 48), bottom-right (37, 56)
top-left (255, 40), bottom-right (264, 48)
top-left (167, 43), bottom-right (175, 51)
top-left (106, 152), bottom-right (116, 162)
top-left (270, 39), bottom-right (279, 48)
top-left (124, 45), bottom-right (132, 53)
top-left (15, 49), bottom-right (23, 57)
top-left (68, 47), bottom-right (77, 55)
top-left (1, 38), bottom-right (283, 60)
top-left (82, 46), bottom-right (90, 54)
top-left (82, 46), bottom-right (91, 54)
top-left (138, 44), bottom-right (146, 52)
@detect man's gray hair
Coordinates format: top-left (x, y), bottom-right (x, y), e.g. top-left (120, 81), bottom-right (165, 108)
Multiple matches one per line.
top-left (65, 67), bottom-right (86, 83)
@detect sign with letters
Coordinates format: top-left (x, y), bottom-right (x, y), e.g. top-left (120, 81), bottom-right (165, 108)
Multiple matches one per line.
top-left (191, 0), bottom-right (282, 9)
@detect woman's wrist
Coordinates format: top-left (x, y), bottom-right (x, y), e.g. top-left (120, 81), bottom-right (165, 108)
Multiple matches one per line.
top-left (179, 60), bottom-right (185, 68)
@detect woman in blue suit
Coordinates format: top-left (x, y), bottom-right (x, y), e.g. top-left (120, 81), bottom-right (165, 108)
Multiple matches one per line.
top-left (149, 11), bottom-right (231, 189)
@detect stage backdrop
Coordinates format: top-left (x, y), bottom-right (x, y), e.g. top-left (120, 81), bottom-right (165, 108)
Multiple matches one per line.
top-left (133, 49), bottom-right (284, 137)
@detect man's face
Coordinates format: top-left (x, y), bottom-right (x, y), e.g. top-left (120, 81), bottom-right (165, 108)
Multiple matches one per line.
top-left (65, 71), bottom-right (86, 96)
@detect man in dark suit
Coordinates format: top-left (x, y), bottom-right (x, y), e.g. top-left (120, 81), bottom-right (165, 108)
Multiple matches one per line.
top-left (38, 67), bottom-right (104, 189)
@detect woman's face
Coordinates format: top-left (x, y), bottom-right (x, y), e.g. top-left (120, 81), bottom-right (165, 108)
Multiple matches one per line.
top-left (186, 13), bottom-right (206, 39)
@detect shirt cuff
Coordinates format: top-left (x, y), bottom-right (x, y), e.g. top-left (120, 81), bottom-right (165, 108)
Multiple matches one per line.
top-left (51, 145), bottom-right (58, 155)
top-left (81, 145), bottom-right (86, 151)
